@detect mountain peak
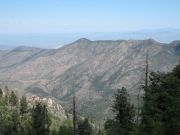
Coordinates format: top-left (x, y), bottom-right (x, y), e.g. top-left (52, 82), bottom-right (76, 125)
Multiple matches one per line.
top-left (142, 38), bottom-right (158, 44)
top-left (145, 38), bottom-right (156, 42)
top-left (12, 46), bottom-right (41, 51)
top-left (75, 38), bottom-right (91, 43)
top-left (170, 40), bottom-right (180, 45)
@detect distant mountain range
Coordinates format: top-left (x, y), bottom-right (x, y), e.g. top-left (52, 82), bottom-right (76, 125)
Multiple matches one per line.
top-left (0, 38), bottom-right (179, 121)
top-left (0, 28), bottom-right (180, 50)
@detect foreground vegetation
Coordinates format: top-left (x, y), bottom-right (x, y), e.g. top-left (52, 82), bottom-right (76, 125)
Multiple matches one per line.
top-left (0, 63), bottom-right (180, 135)
top-left (0, 86), bottom-right (97, 135)
top-left (104, 63), bottom-right (180, 135)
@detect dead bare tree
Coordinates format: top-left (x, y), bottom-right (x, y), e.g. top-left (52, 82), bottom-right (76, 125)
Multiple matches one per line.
top-left (145, 50), bottom-right (149, 90)
top-left (136, 50), bottom-right (149, 124)
top-left (73, 95), bottom-right (76, 135)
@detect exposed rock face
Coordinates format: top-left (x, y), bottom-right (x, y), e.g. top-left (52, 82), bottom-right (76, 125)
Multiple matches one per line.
top-left (0, 39), bottom-right (179, 121)
top-left (27, 94), bottom-right (67, 119)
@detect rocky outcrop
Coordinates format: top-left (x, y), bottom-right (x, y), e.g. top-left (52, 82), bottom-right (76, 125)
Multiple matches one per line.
top-left (27, 95), bottom-right (67, 119)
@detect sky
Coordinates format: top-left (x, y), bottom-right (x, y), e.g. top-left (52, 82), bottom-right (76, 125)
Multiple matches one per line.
top-left (0, 0), bottom-right (180, 34)
top-left (0, 0), bottom-right (180, 49)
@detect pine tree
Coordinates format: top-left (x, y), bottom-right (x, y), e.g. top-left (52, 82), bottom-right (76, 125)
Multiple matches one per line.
top-left (58, 125), bottom-right (73, 135)
top-left (9, 90), bottom-right (18, 106)
top-left (140, 64), bottom-right (180, 135)
top-left (20, 96), bottom-right (28, 115)
top-left (77, 118), bottom-right (92, 135)
top-left (4, 86), bottom-right (10, 104)
top-left (73, 96), bottom-right (77, 135)
top-left (104, 87), bottom-right (135, 135)
top-left (0, 88), bottom-right (3, 97)
top-left (19, 115), bottom-right (33, 135)
top-left (11, 109), bottom-right (20, 135)
top-left (32, 102), bottom-right (51, 135)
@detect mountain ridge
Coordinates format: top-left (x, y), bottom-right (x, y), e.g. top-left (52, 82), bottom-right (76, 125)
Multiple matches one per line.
top-left (1, 28), bottom-right (180, 50)
top-left (4, 38), bottom-right (169, 52)
top-left (0, 38), bottom-right (179, 121)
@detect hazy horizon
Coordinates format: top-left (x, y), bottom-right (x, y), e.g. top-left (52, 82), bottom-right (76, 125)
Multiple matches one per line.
top-left (0, 0), bottom-right (180, 49)
top-left (0, 28), bottom-right (180, 50)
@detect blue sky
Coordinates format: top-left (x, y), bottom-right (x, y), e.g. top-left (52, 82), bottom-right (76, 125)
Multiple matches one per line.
top-left (0, 0), bottom-right (180, 34)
